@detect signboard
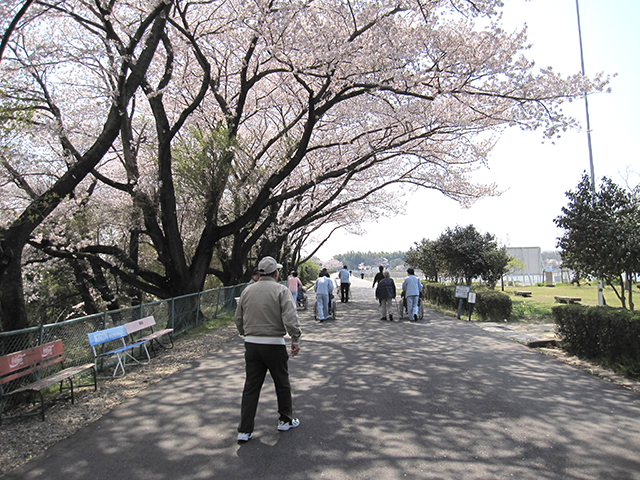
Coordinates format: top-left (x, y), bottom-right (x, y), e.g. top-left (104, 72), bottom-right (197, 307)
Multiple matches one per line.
top-left (455, 286), bottom-right (470, 298)
top-left (467, 292), bottom-right (477, 304)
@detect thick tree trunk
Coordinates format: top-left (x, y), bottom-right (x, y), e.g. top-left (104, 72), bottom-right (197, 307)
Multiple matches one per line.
top-left (0, 248), bottom-right (28, 331)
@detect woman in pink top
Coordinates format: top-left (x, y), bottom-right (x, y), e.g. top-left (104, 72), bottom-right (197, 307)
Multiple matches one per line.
top-left (287, 271), bottom-right (304, 302)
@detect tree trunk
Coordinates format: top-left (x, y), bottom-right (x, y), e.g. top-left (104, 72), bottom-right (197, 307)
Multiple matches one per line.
top-left (0, 247), bottom-right (29, 331)
top-left (606, 276), bottom-right (627, 309)
top-left (127, 229), bottom-right (142, 307)
top-left (69, 258), bottom-right (100, 315)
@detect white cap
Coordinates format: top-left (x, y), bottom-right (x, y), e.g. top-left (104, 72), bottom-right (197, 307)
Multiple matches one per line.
top-left (258, 256), bottom-right (282, 275)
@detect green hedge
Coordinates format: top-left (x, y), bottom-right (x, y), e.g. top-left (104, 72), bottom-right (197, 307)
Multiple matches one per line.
top-left (424, 283), bottom-right (457, 310)
top-left (553, 304), bottom-right (640, 377)
top-left (423, 283), bottom-right (512, 321)
top-left (475, 290), bottom-right (513, 321)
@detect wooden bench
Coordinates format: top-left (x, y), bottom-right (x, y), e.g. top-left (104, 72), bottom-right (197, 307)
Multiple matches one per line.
top-left (554, 296), bottom-right (581, 304)
top-left (0, 340), bottom-right (96, 423)
top-left (87, 325), bottom-right (150, 377)
top-left (514, 290), bottom-right (533, 297)
top-left (124, 316), bottom-right (173, 357)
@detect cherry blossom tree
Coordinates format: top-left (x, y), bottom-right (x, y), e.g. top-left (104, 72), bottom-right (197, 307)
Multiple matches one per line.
top-left (0, 0), bottom-right (173, 331)
top-left (1, 0), bottom-right (610, 330)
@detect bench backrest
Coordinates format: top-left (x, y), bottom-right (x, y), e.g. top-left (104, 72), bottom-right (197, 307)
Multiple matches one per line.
top-left (124, 316), bottom-right (156, 336)
top-left (87, 325), bottom-right (128, 347)
top-left (0, 340), bottom-right (64, 385)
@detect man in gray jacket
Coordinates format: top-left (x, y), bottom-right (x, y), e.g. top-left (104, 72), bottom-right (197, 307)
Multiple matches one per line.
top-left (234, 256), bottom-right (302, 442)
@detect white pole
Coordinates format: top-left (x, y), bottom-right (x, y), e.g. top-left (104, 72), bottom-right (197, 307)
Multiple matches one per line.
top-left (575, 0), bottom-right (605, 306)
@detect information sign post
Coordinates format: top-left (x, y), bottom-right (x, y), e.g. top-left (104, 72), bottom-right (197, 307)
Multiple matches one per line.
top-left (454, 286), bottom-right (470, 319)
top-left (467, 292), bottom-right (477, 321)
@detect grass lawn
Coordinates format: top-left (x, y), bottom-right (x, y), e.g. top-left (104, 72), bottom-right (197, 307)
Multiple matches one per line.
top-left (504, 282), bottom-right (631, 322)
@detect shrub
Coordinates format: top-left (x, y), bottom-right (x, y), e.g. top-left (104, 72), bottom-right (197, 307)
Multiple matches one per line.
top-left (298, 261), bottom-right (320, 285)
top-left (424, 283), bottom-right (457, 310)
top-left (474, 290), bottom-right (512, 321)
top-left (553, 305), bottom-right (640, 378)
top-left (424, 283), bottom-right (512, 321)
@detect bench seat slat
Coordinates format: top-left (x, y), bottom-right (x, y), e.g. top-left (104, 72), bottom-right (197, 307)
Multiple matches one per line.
top-left (138, 328), bottom-right (174, 343)
top-left (9, 363), bottom-right (95, 395)
top-left (1, 341), bottom-right (97, 423)
top-left (124, 317), bottom-right (174, 357)
top-left (93, 339), bottom-right (149, 359)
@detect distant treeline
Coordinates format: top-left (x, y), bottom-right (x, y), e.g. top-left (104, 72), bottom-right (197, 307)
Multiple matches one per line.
top-left (332, 250), bottom-right (561, 271)
top-left (333, 251), bottom-right (407, 269)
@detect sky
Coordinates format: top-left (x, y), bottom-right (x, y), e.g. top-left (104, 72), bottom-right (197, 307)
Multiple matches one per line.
top-left (307, 0), bottom-right (640, 262)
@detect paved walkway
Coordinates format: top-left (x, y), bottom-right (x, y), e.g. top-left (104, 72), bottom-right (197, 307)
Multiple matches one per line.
top-left (6, 278), bottom-right (640, 480)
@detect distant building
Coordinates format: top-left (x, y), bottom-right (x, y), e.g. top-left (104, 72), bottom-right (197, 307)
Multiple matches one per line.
top-left (507, 247), bottom-right (542, 285)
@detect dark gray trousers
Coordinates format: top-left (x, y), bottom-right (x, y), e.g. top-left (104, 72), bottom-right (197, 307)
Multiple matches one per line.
top-left (238, 342), bottom-right (293, 433)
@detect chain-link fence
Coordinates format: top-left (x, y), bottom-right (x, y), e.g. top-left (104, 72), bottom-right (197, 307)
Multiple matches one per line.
top-left (0, 283), bottom-right (249, 373)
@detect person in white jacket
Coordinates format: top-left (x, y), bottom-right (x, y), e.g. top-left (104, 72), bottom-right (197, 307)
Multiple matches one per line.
top-left (338, 265), bottom-right (351, 303)
top-left (402, 268), bottom-right (423, 321)
top-left (314, 269), bottom-right (334, 321)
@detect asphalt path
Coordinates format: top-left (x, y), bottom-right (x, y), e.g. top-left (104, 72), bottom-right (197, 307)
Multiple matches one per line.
top-left (6, 277), bottom-right (640, 479)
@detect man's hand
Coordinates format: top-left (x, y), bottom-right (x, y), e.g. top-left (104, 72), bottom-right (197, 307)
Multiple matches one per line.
top-left (290, 344), bottom-right (300, 357)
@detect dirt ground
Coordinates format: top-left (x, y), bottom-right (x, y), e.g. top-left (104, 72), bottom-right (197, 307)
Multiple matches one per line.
top-left (0, 324), bottom-right (238, 477)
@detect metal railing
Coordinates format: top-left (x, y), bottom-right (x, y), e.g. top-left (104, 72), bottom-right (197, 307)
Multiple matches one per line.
top-left (0, 283), bottom-right (249, 370)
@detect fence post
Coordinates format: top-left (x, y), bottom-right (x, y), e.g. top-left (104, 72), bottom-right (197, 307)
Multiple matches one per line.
top-left (99, 311), bottom-right (108, 371)
top-left (196, 291), bottom-right (202, 325)
top-left (171, 297), bottom-right (175, 331)
top-left (214, 287), bottom-right (222, 318)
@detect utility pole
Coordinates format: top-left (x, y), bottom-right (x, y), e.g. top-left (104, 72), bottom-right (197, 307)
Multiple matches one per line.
top-left (575, 0), bottom-right (605, 306)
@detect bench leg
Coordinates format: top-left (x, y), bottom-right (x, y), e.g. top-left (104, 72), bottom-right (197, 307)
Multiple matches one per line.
top-left (139, 343), bottom-right (151, 364)
top-left (69, 377), bottom-right (75, 404)
top-left (38, 391), bottom-right (46, 421)
top-left (114, 344), bottom-right (151, 377)
top-left (124, 344), bottom-right (150, 366)
top-left (113, 353), bottom-right (127, 377)
top-left (149, 335), bottom-right (174, 357)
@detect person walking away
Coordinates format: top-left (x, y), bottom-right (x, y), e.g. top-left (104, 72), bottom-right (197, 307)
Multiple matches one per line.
top-left (360, 268), bottom-right (365, 279)
top-left (402, 267), bottom-right (423, 321)
top-left (375, 271), bottom-right (396, 321)
top-left (338, 265), bottom-right (351, 303)
top-left (314, 269), bottom-right (334, 322)
top-left (288, 271), bottom-right (303, 303)
top-left (372, 265), bottom-right (384, 289)
top-left (248, 267), bottom-right (260, 284)
top-left (234, 256), bottom-right (302, 442)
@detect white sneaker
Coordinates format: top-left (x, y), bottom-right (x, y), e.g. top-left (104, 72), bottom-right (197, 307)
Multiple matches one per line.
top-left (277, 418), bottom-right (300, 431)
top-left (237, 432), bottom-right (253, 442)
